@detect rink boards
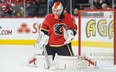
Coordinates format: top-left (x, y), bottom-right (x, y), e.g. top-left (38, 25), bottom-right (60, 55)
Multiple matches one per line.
top-left (0, 12), bottom-right (114, 48)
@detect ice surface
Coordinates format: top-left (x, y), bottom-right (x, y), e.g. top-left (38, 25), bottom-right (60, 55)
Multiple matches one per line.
top-left (0, 45), bottom-right (116, 72)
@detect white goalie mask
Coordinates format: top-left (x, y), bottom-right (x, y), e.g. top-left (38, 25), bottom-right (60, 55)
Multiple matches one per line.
top-left (52, 2), bottom-right (63, 16)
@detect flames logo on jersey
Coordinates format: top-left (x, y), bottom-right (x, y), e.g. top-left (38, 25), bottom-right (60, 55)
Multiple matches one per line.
top-left (54, 23), bottom-right (67, 35)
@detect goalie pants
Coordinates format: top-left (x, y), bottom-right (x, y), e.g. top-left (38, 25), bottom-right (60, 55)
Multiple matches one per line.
top-left (45, 43), bottom-right (74, 60)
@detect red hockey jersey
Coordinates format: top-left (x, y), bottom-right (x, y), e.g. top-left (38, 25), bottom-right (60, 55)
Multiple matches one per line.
top-left (41, 13), bottom-right (77, 47)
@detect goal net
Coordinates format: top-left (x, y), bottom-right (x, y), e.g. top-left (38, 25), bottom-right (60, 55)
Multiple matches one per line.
top-left (78, 10), bottom-right (116, 65)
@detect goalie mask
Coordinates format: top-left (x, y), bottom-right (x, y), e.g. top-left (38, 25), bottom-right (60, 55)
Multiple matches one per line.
top-left (52, 2), bottom-right (63, 19)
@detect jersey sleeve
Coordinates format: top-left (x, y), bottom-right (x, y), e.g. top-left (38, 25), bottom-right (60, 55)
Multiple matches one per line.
top-left (70, 16), bottom-right (77, 36)
top-left (41, 16), bottom-right (49, 35)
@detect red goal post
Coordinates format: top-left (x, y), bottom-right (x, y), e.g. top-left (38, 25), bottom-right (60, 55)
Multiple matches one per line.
top-left (78, 10), bottom-right (116, 65)
top-left (114, 9), bottom-right (116, 65)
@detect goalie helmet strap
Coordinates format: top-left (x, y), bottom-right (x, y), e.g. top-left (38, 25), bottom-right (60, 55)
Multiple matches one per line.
top-left (58, 13), bottom-right (64, 22)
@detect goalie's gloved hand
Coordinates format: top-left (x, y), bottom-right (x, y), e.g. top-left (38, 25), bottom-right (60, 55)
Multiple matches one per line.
top-left (63, 28), bottom-right (75, 44)
top-left (34, 31), bottom-right (49, 49)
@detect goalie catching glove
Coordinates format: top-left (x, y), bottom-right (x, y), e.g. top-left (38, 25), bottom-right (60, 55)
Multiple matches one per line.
top-left (63, 28), bottom-right (75, 44)
top-left (34, 31), bottom-right (49, 49)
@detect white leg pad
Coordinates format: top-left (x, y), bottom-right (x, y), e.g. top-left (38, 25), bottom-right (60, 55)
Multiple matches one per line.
top-left (35, 55), bottom-right (52, 69)
top-left (77, 55), bottom-right (97, 69)
top-left (57, 55), bottom-right (97, 69)
top-left (57, 56), bottom-right (78, 69)
top-left (28, 55), bottom-right (52, 69)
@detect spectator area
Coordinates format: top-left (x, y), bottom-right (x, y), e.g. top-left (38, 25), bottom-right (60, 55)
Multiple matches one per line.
top-left (0, 0), bottom-right (115, 17)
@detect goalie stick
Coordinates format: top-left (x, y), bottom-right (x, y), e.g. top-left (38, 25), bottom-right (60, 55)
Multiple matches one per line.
top-left (29, 17), bottom-right (51, 69)
top-left (43, 44), bottom-right (50, 69)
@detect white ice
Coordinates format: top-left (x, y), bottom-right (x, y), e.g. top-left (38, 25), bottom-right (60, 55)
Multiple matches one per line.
top-left (0, 45), bottom-right (116, 72)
